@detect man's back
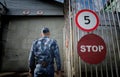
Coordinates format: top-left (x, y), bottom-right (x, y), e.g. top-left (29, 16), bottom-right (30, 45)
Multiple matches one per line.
top-left (29, 36), bottom-right (61, 77)
top-left (29, 27), bottom-right (61, 77)
top-left (34, 36), bottom-right (55, 65)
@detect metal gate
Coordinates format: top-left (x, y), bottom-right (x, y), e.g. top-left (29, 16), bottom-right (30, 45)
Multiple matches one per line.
top-left (63, 0), bottom-right (120, 77)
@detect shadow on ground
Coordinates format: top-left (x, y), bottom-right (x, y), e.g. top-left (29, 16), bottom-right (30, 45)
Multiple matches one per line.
top-left (0, 72), bottom-right (64, 77)
top-left (0, 72), bottom-right (29, 77)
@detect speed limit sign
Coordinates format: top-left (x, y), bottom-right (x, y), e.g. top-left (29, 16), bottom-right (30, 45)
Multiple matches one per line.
top-left (75, 9), bottom-right (99, 32)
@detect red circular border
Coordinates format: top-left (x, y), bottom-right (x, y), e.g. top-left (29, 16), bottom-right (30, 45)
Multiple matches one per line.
top-left (75, 9), bottom-right (99, 32)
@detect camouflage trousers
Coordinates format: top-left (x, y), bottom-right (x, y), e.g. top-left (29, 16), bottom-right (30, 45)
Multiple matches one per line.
top-left (34, 64), bottom-right (54, 77)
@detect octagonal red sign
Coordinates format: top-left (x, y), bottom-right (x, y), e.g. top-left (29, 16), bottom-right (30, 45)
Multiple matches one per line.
top-left (77, 34), bottom-right (106, 64)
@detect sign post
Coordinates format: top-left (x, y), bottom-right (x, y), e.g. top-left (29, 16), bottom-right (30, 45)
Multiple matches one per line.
top-left (75, 9), bottom-right (99, 32)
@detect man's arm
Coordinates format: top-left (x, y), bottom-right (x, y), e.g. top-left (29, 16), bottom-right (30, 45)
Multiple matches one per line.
top-left (28, 41), bottom-right (37, 76)
top-left (52, 40), bottom-right (61, 74)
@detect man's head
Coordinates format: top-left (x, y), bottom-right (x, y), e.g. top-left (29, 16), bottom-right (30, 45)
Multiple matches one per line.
top-left (41, 27), bottom-right (50, 37)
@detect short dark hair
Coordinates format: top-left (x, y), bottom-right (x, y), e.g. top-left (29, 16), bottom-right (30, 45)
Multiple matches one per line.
top-left (41, 27), bottom-right (50, 34)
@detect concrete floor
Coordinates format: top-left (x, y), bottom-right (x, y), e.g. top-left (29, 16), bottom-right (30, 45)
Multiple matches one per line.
top-left (0, 72), bottom-right (64, 77)
top-left (0, 72), bottom-right (28, 77)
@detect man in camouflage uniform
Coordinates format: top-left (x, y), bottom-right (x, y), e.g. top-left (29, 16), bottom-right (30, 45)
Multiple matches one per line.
top-left (28, 27), bottom-right (61, 77)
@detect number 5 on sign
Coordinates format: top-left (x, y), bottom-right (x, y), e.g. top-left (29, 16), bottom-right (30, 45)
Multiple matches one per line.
top-left (75, 9), bottom-right (99, 32)
top-left (84, 16), bottom-right (90, 24)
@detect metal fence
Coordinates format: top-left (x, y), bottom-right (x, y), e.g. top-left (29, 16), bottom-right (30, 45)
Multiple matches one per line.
top-left (63, 0), bottom-right (120, 77)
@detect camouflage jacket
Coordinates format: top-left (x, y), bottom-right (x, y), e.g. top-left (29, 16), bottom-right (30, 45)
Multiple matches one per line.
top-left (28, 36), bottom-right (61, 72)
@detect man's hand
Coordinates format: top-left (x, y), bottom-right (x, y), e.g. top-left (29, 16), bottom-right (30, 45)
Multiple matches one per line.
top-left (29, 69), bottom-right (34, 77)
top-left (56, 71), bottom-right (62, 77)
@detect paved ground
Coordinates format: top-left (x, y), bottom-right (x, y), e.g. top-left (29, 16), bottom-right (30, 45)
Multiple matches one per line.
top-left (0, 72), bottom-right (29, 77)
top-left (0, 72), bottom-right (64, 77)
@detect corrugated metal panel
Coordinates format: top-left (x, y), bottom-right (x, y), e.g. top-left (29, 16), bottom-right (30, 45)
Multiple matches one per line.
top-left (0, 2), bottom-right (8, 15)
top-left (0, 0), bottom-right (63, 15)
top-left (55, 0), bottom-right (64, 3)
top-left (64, 0), bottom-right (120, 77)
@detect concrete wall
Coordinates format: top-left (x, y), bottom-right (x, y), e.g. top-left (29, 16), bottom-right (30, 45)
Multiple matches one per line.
top-left (1, 16), bottom-right (64, 71)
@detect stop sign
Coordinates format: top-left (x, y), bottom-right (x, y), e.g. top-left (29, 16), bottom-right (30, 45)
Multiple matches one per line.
top-left (77, 34), bottom-right (106, 64)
